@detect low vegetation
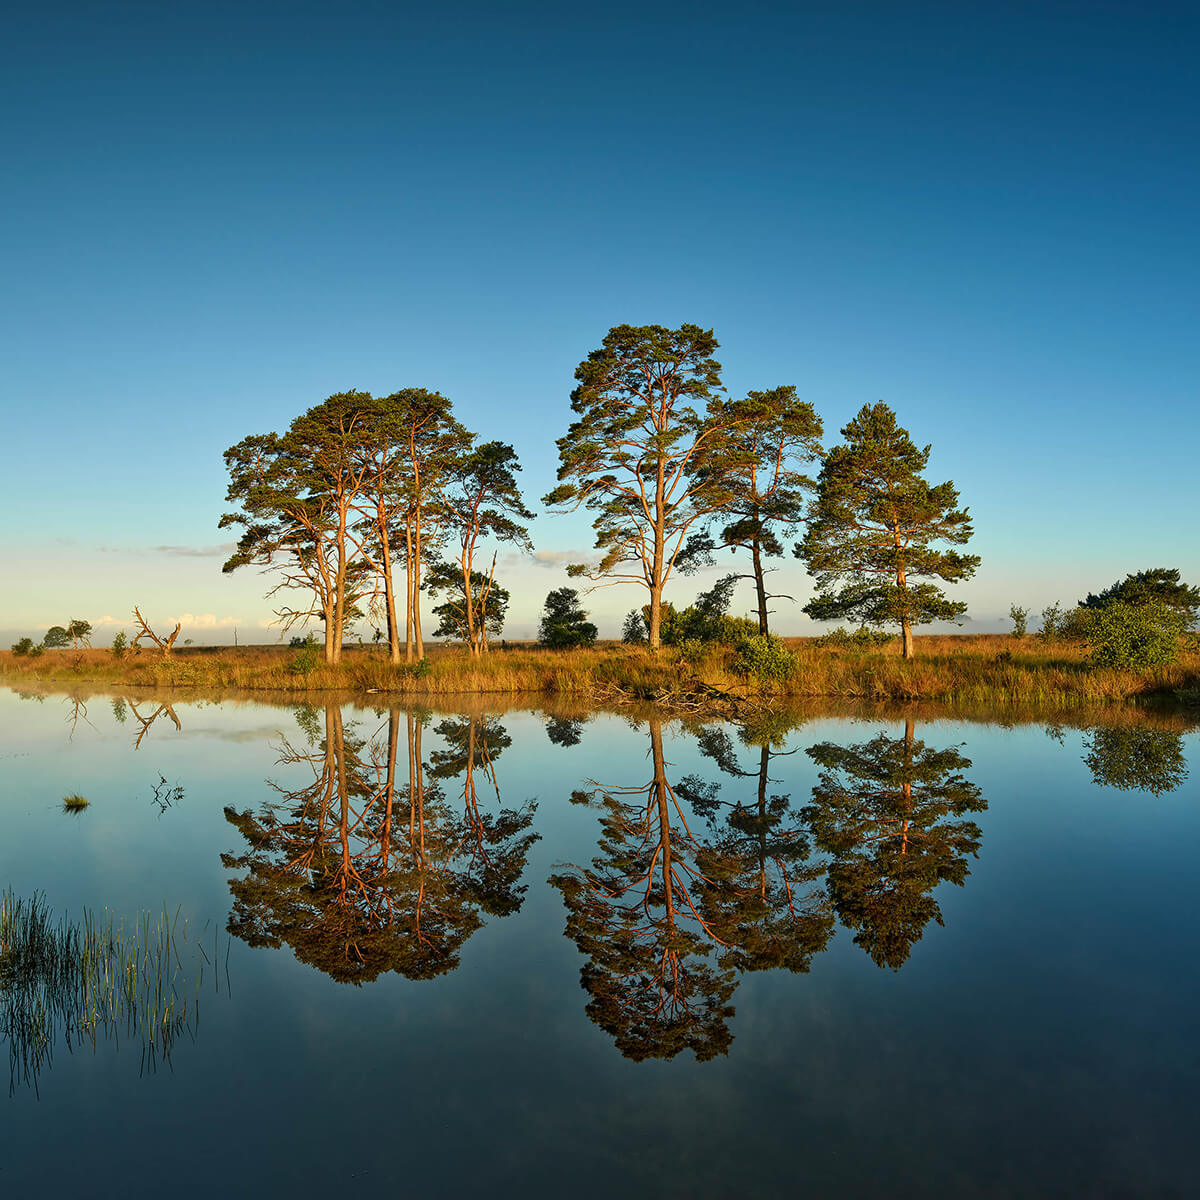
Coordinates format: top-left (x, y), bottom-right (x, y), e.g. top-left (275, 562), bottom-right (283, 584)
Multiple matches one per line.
top-left (2, 633), bottom-right (1197, 707)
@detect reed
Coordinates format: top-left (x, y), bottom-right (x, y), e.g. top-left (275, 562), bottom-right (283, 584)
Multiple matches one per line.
top-left (0, 891), bottom-right (219, 1093)
top-left (61, 794), bottom-right (90, 813)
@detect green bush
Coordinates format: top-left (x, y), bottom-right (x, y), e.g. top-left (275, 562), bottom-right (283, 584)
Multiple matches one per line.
top-left (10, 637), bottom-right (36, 657)
top-left (1086, 602), bottom-right (1184, 668)
top-left (816, 625), bottom-right (893, 649)
top-left (621, 610), bottom-right (646, 645)
top-left (111, 631), bottom-right (128, 660)
top-left (733, 634), bottom-right (797, 684)
top-left (1008, 605), bottom-right (1030, 638)
top-left (289, 634), bottom-right (320, 677)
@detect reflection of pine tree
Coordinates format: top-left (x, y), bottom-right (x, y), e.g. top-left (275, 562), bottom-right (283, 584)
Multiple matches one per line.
top-left (682, 724), bottom-right (834, 975)
top-left (804, 719), bottom-right (985, 969)
top-left (551, 717), bottom-right (737, 1062)
top-left (1082, 726), bottom-right (1187, 795)
top-left (222, 707), bottom-right (537, 983)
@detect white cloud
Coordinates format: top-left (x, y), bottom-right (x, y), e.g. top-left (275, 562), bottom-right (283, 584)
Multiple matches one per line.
top-left (171, 613), bottom-right (241, 629)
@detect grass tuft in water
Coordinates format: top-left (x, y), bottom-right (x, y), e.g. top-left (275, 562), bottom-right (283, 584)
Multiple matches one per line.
top-left (61, 794), bottom-right (90, 813)
top-left (0, 890), bottom-right (220, 1093)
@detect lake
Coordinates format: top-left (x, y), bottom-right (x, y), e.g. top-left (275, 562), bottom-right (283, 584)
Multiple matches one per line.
top-left (1, 686), bottom-right (1197, 1197)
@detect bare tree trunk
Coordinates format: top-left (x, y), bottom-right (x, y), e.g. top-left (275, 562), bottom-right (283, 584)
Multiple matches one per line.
top-left (649, 455), bottom-right (666, 652)
top-left (323, 602), bottom-right (336, 665)
top-left (404, 512), bottom-right (415, 664)
top-left (413, 517), bottom-right (425, 661)
top-left (380, 518), bottom-right (401, 666)
top-left (332, 504), bottom-right (348, 665)
top-left (463, 556), bottom-right (479, 659)
top-left (752, 535), bottom-right (769, 635)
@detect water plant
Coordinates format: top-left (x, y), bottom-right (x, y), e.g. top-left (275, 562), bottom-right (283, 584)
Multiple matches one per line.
top-left (0, 891), bottom-right (221, 1093)
top-left (61, 794), bottom-right (89, 813)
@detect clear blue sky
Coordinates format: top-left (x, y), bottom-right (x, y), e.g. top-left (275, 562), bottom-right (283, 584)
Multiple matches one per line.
top-left (2, 0), bottom-right (1196, 642)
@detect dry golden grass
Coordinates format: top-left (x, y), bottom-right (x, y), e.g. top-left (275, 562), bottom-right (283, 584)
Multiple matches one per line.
top-left (1, 634), bottom-right (1196, 708)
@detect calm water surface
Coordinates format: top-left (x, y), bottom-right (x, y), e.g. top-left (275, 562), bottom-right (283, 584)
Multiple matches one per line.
top-left (1, 687), bottom-right (1197, 1197)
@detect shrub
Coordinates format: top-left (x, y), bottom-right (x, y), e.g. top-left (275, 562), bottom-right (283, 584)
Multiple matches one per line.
top-left (111, 631), bottom-right (128, 660)
top-left (1086, 602), bottom-right (1184, 669)
top-left (289, 634), bottom-right (320, 676)
top-left (621, 610), bottom-right (646, 645)
top-left (816, 625), bottom-right (892, 649)
top-left (733, 634), bottom-right (797, 684)
top-left (538, 588), bottom-right (598, 649)
top-left (1008, 605), bottom-right (1030, 638)
top-left (1038, 603), bottom-right (1063, 642)
top-left (10, 637), bottom-right (36, 657)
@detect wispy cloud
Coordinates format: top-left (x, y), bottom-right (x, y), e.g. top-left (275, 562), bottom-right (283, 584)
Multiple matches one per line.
top-left (95, 542), bottom-right (237, 558)
top-left (155, 543), bottom-right (236, 558)
top-left (500, 549), bottom-right (598, 570)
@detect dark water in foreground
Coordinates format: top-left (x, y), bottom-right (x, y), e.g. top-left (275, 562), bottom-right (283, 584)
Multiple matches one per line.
top-left (1, 687), bottom-right (1198, 1197)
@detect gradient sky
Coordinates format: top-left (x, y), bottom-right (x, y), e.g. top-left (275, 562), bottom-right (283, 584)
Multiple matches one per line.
top-left (3, 0), bottom-right (1196, 643)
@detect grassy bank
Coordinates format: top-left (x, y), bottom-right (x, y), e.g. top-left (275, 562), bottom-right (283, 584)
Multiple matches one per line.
top-left (2, 634), bottom-right (1197, 707)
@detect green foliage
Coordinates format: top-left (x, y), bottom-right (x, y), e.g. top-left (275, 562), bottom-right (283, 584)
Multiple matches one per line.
top-left (425, 564), bottom-right (511, 642)
top-left (66, 619), bottom-right (92, 648)
top-left (1085, 602), bottom-right (1184, 668)
top-left (42, 626), bottom-right (69, 649)
top-left (538, 588), bottom-right (598, 649)
top-left (1083, 727), bottom-right (1187, 795)
top-left (110, 631), bottom-right (128, 660)
top-left (1081, 567), bottom-right (1200, 627)
top-left (621, 610), bottom-right (646, 645)
top-left (10, 637), bottom-right (37, 657)
top-left (689, 385), bottom-right (824, 632)
top-left (544, 324), bottom-right (750, 648)
top-left (797, 403), bottom-right (978, 652)
top-left (289, 633), bottom-right (320, 676)
top-left (636, 575), bottom-right (759, 647)
top-left (1008, 605), bottom-right (1029, 638)
top-left (1037, 602), bottom-right (1063, 642)
top-left (815, 625), bottom-right (893, 649)
top-left (733, 633), bottom-right (797, 683)
top-left (62, 794), bottom-right (90, 812)
top-left (805, 724), bottom-right (985, 969)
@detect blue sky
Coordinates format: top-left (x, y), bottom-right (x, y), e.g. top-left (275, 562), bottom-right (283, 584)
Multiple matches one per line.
top-left (2, 0), bottom-right (1196, 642)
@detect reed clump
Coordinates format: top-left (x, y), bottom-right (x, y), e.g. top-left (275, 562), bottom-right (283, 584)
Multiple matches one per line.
top-left (0, 891), bottom-right (219, 1092)
top-left (1, 635), bottom-right (1197, 708)
top-left (61, 794), bottom-right (90, 813)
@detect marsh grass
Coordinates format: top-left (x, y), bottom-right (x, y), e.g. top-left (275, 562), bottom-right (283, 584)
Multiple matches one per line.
top-left (0, 891), bottom-right (221, 1093)
top-left (1, 635), bottom-right (1197, 707)
top-left (61, 794), bottom-right (90, 813)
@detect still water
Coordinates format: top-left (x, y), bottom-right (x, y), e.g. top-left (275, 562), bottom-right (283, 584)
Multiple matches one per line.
top-left (1, 686), bottom-right (1197, 1197)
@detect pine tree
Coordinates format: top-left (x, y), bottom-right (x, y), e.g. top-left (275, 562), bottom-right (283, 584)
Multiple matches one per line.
top-left (796, 403), bottom-right (978, 659)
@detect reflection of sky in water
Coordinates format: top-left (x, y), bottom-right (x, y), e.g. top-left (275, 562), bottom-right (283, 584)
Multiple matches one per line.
top-left (1, 688), bottom-right (1197, 1197)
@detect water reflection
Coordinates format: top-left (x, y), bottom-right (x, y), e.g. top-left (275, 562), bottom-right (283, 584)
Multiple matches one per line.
top-left (552, 714), bottom-right (833, 1062)
top-left (804, 717), bottom-right (986, 969)
top-left (221, 706), bottom-right (538, 983)
top-left (1082, 726), bottom-right (1188, 795)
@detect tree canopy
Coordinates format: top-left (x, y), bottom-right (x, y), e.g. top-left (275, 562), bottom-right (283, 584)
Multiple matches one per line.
top-left (543, 324), bottom-right (750, 651)
top-left (796, 402), bottom-right (978, 659)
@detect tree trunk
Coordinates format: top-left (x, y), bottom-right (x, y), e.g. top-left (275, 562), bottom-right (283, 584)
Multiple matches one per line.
top-left (413, 516), bottom-right (425, 661)
top-left (380, 517), bottom-right (401, 666)
top-left (752, 535), bottom-right (769, 635)
top-left (649, 456), bottom-right (666, 652)
top-left (323, 601), bottom-right (336, 665)
top-left (901, 621), bottom-right (914, 660)
top-left (404, 512), bottom-right (415, 664)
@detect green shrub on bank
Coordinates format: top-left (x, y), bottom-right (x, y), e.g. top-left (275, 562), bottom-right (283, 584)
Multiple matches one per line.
top-left (733, 634), bottom-right (797, 683)
top-left (1086, 602), bottom-right (1185, 669)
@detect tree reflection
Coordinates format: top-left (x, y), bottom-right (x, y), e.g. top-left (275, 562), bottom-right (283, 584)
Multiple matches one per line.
top-left (1082, 726), bottom-right (1188, 795)
top-left (222, 706), bottom-right (537, 984)
top-left (551, 717), bottom-right (737, 1062)
top-left (552, 714), bottom-right (832, 1062)
top-left (683, 718), bottom-right (834, 975)
top-left (804, 717), bottom-right (985, 969)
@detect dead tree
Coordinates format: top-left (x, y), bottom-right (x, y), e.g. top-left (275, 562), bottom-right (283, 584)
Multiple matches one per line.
top-left (131, 607), bottom-right (182, 658)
